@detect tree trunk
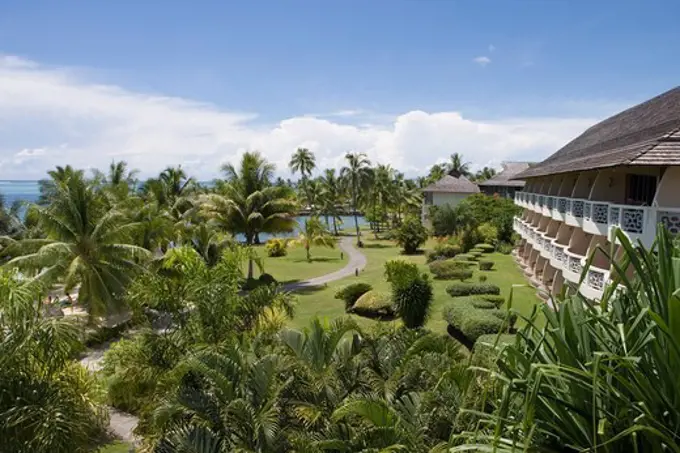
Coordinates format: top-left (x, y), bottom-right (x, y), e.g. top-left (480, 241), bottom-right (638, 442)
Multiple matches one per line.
top-left (247, 259), bottom-right (254, 280)
top-left (306, 244), bottom-right (311, 262)
top-left (352, 189), bottom-right (361, 246)
top-left (332, 216), bottom-right (338, 235)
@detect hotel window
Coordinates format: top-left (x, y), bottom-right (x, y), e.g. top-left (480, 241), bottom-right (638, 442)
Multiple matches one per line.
top-left (625, 174), bottom-right (656, 206)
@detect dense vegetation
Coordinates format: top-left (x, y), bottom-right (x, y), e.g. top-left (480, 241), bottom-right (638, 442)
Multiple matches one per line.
top-left (1, 149), bottom-right (678, 452)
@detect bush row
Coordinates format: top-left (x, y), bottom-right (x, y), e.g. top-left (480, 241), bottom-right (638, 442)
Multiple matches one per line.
top-left (443, 298), bottom-right (516, 344)
top-left (428, 259), bottom-right (473, 280)
top-left (446, 283), bottom-right (500, 297)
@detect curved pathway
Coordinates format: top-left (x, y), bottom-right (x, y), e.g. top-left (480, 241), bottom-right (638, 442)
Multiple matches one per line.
top-left (283, 236), bottom-right (367, 291)
top-left (82, 236), bottom-right (367, 444)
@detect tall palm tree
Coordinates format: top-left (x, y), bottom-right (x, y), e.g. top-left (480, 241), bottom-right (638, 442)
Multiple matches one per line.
top-left (294, 217), bottom-right (335, 262)
top-left (446, 153), bottom-right (471, 178)
top-left (289, 147), bottom-right (316, 179)
top-left (474, 166), bottom-right (497, 182)
top-left (427, 164), bottom-right (446, 183)
top-left (320, 169), bottom-right (344, 235)
top-left (340, 152), bottom-right (371, 245)
top-left (5, 171), bottom-right (150, 318)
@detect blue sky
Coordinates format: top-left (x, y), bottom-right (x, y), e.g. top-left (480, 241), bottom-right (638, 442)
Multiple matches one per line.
top-left (0, 0), bottom-right (679, 179)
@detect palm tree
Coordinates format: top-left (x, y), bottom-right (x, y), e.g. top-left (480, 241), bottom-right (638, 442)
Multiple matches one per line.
top-left (294, 217), bottom-right (335, 262)
top-left (5, 171), bottom-right (150, 318)
top-left (300, 178), bottom-right (323, 214)
top-left (446, 152), bottom-right (471, 178)
top-left (320, 169), bottom-right (344, 235)
top-left (340, 152), bottom-right (371, 245)
top-left (474, 166), bottom-right (497, 182)
top-left (0, 274), bottom-right (108, 452)
top-left (289, 147), bottom-right (316, 179)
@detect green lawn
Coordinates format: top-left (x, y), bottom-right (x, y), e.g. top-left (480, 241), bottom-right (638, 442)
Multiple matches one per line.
top-left (288, 237), bottom-right (541, 335)
top-left (253, 243), bottom-right (348, 284)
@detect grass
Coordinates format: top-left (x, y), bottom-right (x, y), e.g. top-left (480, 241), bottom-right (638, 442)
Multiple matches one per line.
top-left (251, 243), bottom-right (348, 284)
top-left (288, 237), bottom-right (541, 334)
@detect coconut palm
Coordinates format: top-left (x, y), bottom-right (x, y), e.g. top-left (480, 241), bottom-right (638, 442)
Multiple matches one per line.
top-left (294, 216), bottom-right (335, 262)
top-left (0, 272), bottom-right (107, 453)
top-left (320, 169), bottom-right (344, 235)
top-left (340, 152), bottom-right (371, 245)
top-left (446, 153), bottom-right (471, 177)
top-left (473, 166), bottom-right (497, 182)
top-left (5, 171), bottom-right (150, 318)
top-left (427, 164), bottom-right (446, 183)
top-left (289, 147), bottom-right (316, 179)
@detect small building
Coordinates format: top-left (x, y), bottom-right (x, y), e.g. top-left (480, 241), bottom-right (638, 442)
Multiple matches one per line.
top-left (421, 174), bottom-right (479, 225)
top-left (512, 86), bottom-right (680, 301)
top-left (478, 162), bottom-right (532, 199)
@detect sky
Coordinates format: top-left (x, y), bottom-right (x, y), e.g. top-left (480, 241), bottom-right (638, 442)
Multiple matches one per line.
top-left (1, 0), bottom-right (679, 180)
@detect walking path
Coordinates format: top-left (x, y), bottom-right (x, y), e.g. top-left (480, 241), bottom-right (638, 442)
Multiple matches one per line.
top-left (82, 237), bottom-right (367, 445)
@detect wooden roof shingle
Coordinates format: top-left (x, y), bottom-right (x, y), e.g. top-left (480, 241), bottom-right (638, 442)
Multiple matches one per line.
top-left (422, 175), bottom-right (480, 193)
top-left (515, 86), bottom-right (680, 179)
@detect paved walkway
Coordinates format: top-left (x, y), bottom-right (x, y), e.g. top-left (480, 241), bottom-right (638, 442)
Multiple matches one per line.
top-left (283, 236), bottom-right (367, 291)
top-left (83, 237), bottom-right (367, 445)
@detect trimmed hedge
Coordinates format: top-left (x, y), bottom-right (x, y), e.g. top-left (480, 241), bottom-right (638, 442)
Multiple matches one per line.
top-left (477, 294), bottom-right (506, 307)
top-left (443, 299), bottom-right (516, 344)
top-left (478, 260), bottom-right (495, 271)
top-left (335, 282), bottom-right (373, 311)
top-left (470, 251), bottom-right (483, 258)
top-left (475, 243), bottom-right (495, 253)
top-left (454, 253), bottom-right (477, 262)
top-left (446, 283), bottom-right (501, 297)
top-left (470, 248), bottom-right (484, 254)
top-left (351, 291), bottom-right (395, 318)
top-left (471, 333), bottom-right (517, 367)
top-left (428, 259), bottom-right (474, 280)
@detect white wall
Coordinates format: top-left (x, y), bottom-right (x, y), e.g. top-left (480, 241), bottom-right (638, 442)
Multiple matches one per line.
top-left (421, 192), bottom-right (474, 225)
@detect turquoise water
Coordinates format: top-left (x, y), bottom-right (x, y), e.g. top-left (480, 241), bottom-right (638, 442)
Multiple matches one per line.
top-left (0, 181), bottom-right (366, 239)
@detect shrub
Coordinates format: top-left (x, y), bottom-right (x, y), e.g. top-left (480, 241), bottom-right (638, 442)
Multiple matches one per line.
top-left (394, 217), bottom-right (429, 254)
top-left (497, 242), bottom-right (514, 254)
top-left (476, 222), bottom-right (499, 246)
top-left (475, 243), bottom-right (495, 253)
top-left (479, 260), bottom-right (495, 271)
top-left (477, 294), bottom-right (506, 307)
top-left (242, 277), bottom-right (261, 290)
top-left (430, 204), bottom-right (458, 237)
top-left (443, 299), bottom-right (515, 343)
top-left (470, 248), bottom-right (484, 254)
top-left (452, 228), bottom-right (480, 253)
top-left (258, 273), bottom-right (277, 285)
top-left (429, 259), bottom-right (474, 280)
top-left (265, 238), bottom-right (288, 257)
top-left (446, 283), bottom-right (501, 297)
top-left (335, 282), bottom-right (373, 311)
top-left (471, 333), bottom-right (517, 368)
top-left (351, 291), bottom-right (394, 318)
top-left (384, 260), bottom-right (420, 286)
top-left (478, 274), bottom-right (488, 283)
top-left (454, 253), bottom-right (476, 262)
top-left (433, 242), bottom-right (461, 259)
top-left (392, 273), bottom-right (434, 328)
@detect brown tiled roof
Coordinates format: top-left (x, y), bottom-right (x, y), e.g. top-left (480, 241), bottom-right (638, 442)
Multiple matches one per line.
top-left (515, 86), bottom-right (680, 179)
top-left (422, 175), bottom-right (480, 193)
top-left (478, 162), bottom-right (532, 187)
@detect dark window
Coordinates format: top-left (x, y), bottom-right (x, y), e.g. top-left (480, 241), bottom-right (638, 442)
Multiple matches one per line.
top-left (424, 192), bottom-right (433, 205)
top-left (625, 174), bottom-right (656, 206)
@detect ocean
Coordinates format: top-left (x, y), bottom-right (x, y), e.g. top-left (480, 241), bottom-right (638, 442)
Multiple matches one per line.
top-left (0, 181), bottom-right (366, 238)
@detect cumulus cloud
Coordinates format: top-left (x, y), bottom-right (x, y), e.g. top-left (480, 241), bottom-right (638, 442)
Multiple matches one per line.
top-left (473, 56), bottom-right (492, 67)
top-left (0, 55), bottom-right (600, 179)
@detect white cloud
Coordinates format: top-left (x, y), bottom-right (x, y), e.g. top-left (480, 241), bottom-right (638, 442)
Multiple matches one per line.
top-left (473, 56), bottom-right (492, 67)
top-left (0, 55), bottom-right (601, 179)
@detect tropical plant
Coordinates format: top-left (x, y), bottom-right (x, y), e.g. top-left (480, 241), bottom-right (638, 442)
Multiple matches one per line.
top-left (473, 166), bottom-right (497, 182)
top-left (454, 228), bottom-right (680, 451)
top-left (289, 147), bottom-right (316, 179)
top-left (335, 282), bottom-right (373, 311)
top-left (394, 216), bottom-right (429, 254)
top-left (446, 152), bottom-right (471, 177)
top-left (341, 152), bottom-right (371, 245)
top-left (320, 168), bottom-right (344, 235)
top-left (265, 237), bottom-right (288, 257)
top-left (293, 216), bottom-right (335, 262)
top-left (5, 171), bottom-right (150, 318)
top-left (0, 272), bottom-right (108, 453)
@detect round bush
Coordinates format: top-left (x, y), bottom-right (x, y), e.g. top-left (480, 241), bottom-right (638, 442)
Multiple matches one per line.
top-left (478, 274), bottom-right (488, 283)
top-left (351, 291), bottom-right (394, 318)
top-left (479, 260), bottom-right (495, 271)
top-left (475, 243), bottom-right (495, 253)
top-left (258, 273), bottom-right (277, 285)
top-left (443, 299), bottom-right (515, 344)
top-left (446, 283), bottom-right (501, 297)
top-left (334, 282), bottom-right (373, 311)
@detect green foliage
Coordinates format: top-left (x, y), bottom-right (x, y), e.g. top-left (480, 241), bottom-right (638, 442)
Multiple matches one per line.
top-left (475, 243), bottom-right (495, 253)
top-left (478, 260), bottom-right (495, 271)
top-left (470, 248), bottom-right (484, 254)
top-left (451, 227), bottom-right (480, 253)
top-left (455, 228), bottom-right (680, 451)
top-left (335, 282), bottom-right (373, 311)
top-left (294, 216), bottom-right (335, 261)
top-left (476, 294), bottom-right (505, 306)
top-left (470, 333), bottom-right (516, 368)
top-left (0, 272), bottom-right (108, 453)
top-left (265, 238), bottom-right (288, 257)
top-left (430, 204), bottom-right (458, 237)
top-left (496, 242), bottom-right (514, 254)
top-left (394, 217), bottom-right (429, 254)
top-left (454, 253), bottom-right (476, 262)
top-left (475, 223), bottom-right (498, 246)
top-left (351, 290), bottom-right (394, 318)
top-left (258, 272), bottom-right (277, 285)
top-left (443, 298), bottom-right (515, 344)
top-left (455, 193), bottom-right (520, 243)
top-left (384, 259), bottom-right (420, 286)
top-left (429, 260), bottom-right (474, 280)
top-left (391, 273), bottom-right (434, 328)
top-left (478, 274), bottom-right (488, 282)
top-left (446, 283), bottom-right (500, 297)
